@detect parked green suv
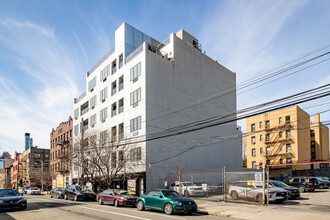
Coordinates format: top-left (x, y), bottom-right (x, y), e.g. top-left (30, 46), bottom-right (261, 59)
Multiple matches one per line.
top-left (136, 190), bottom-right (197, 215)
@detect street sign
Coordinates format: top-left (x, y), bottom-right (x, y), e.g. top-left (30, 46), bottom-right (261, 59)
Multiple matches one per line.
top-left (255, 172), bottom-right (263, 186)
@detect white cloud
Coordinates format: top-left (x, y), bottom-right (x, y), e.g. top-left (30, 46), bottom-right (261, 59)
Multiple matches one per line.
top-left (0, 18), bottom-right (81, 154)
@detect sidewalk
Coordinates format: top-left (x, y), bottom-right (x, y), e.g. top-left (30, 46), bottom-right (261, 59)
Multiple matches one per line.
top-left (195, 199), bottom-right (330, 220)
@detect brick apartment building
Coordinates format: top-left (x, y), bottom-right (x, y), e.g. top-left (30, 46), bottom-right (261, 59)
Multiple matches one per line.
top-left (23, 146), bottom-right (50, 188)
top-left (50, 116), bottom-right (73, 188)
top-left (11, 152), bottom-right (23, 189)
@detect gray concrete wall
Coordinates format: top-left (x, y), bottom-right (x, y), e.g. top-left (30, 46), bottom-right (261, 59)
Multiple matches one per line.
top-left (145, 33), bottom-right (242, 190)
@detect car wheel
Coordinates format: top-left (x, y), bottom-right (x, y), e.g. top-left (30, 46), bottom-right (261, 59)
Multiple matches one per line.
top-left (64, 194), bottom-right (68, 200)
top-left (21, 205), bottom-right (27, 210)
top-left (164, 203), bottom-right (174, 215)
top-left (137, 201), bottom-right (145, 211)
top-left (231, 191), bottom-right (238, 200)
top-left (98, 197), bottom-right (103, 205)
top-left (298, 186), bottom-right (305, 193)
top-left (256, 194), bottom-right (263, 202)
top-left (324, 185), bottom-right (329, 189)
top-left (114, 199), bottom-right (119, 207)
top-left (49, 193), bottom-right (53, 198)
top-left (74, 195), bottom-right (78, 201)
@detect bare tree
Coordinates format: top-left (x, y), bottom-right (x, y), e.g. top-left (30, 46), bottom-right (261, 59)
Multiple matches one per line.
top-left (29, 167), bottom-right (52, 190)
top-left (72, 129), bottom-right (138, 190)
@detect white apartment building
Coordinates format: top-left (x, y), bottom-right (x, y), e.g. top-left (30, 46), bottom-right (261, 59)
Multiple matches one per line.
top-left (73, 23), bottom-right (242, 194)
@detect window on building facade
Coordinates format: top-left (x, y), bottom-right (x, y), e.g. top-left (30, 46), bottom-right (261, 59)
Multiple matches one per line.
top-left (310, 130), bottom-right (315, 137)
top-left (90, 95), bottom-right (96, 109)
top-left (34, 161), bottom-right (41, 168)
top-left (280, 158), bottom-right (283, 164)
top-left (111, 152), bottom-right (117, 168)
top-left (74, 124), bottom-right (79, 135)
top-left (45, 154), bottom-right (49, 159)
top-left (260, 148), bottom-right (263, 154)
top-left (252, 161), bottom-right (256, 169)
top-left (259, 122), bottom-right (262, 128)
top-left (130, 147), bottom-right (141, 162)
top-left (266, 160), bottom-right (270, 165)
top-left (34, 153), bottom-right (41, 159)
top-left (130, 62), bottom-right (141, 81)
top-left (112, 59), bottom-right (117, 74)
top-left (130, 88), bottom-right (141, 106)
top-left (111, 126), bottom-right (117, 141)
top-left (119, 123), bottom-right (124, 140)
top-left (265, 120), bottom-right (270, 129)
top-left (100, 64), bottom-right (110, 82)
top-left (88, 76), bottom-right (96, 92)
top-left (111, 80), bottom-right (117, 96)
top-left (90, 114), bottom-right (96, 127)
top-left (279, 117), bottom-right (282, 124)
top-left (100, 130), bottom-right (107, 143)
top-left (118, 99), bottom-right (124, 114)
top-left (100, 107), bottom-right (108, 122)
top-left (100, 87), bottom-right (108, 102)
top-left (260, 135), bottom-right (262, 141)
top-left (252, 148), bottom-right (256, 157)
top-left (119, 75), bottom-right (124, 91)
top-left (279, 131), bottom-right (282, 138)
top-left (266, 133), bottom-right (270, 141)
top-left (286, 130), bottom-right (291, 138)
top-left (251, 124), bottom-right (255, 131)
top-left (74, 108), bottom-right (79, 119)
top-left (130, 116), bottom-right (141, 132)
top-left (119, 54), bottom-right (123, 69)
top-left (286, 144), bottom-right (291, 152)
top-left (111, 102), bottom-right (117, 117)
top-left (44, 162), bottom-right (49, 167)
top-left (251, 136), bottom-right (256, 144)
top-left (266, 146), bottom-right (270, 154)
top-left (279, 145), bottom-right (283, 151)
top-left (285, 116), bottom-right (290, 124)
top-left (287, 158), bottom-right (292, 163)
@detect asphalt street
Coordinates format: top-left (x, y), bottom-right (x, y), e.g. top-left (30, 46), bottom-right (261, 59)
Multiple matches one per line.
top-left (0, 195), bottom-right (229, 220)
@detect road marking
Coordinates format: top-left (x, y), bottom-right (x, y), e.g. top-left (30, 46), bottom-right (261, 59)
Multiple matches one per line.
top-left (75, 206), bottom-right (152, 220)
top-left (28, 197), bottom-right (186, 220)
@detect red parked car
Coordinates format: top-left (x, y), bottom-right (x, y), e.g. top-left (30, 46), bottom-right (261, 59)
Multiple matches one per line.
top-left (97, 189), bottom-right (137, 207)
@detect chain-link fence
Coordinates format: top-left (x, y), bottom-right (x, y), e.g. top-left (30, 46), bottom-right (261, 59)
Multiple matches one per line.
top-left (149, 167), bottom-right (271, 204)
top-left (224, 168), bottom-right (264, 204)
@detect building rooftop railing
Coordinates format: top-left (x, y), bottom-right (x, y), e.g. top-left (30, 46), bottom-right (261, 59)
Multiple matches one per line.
top-left (125, 44), bottom-right (144, 63)
top-left (74, 91), bottom-right (86, 104)
top-left (87, 46), bottom-right (115, 77)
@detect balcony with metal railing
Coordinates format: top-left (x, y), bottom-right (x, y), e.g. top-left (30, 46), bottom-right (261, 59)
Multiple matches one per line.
top-left (74, 91), bottom-right (86, 104)
top-left (81, 107), bottom-right (89, 116)
top-left (87, 46), bottom-right (115, 77)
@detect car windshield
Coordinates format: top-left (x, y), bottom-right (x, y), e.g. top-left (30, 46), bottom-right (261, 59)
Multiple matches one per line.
top-left (113, 190), bottom-right (130, 196)
top-left (0, 189), bottom-right (20, 197)
top-left (162, 191), bottom-right (182, 198)
top-left (181, 183), bottom-right (193, 186)
top-left (76, 186), bottom-right (94, 193)
top-left (315, 177), bottom-right (323, 181)
top-left (30, 187), bottom-right (38, 190)
top-left (57, 188), bottom-right (64, 191)
top-left (271, 181), bottom-right (288, 187)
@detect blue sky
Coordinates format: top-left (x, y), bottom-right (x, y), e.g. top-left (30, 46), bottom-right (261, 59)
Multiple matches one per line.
top-left (0, 0), bottom-right (330, 155)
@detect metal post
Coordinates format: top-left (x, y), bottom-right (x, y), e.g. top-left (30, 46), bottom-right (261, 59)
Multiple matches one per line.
top-left (267, 166), bottom-right (270, 205)
top-left (206, 173), bottom-right (208, 199)
top-left (223, 166), bottom-right (226, 202)
top-left (262, 166), bottom-right (265, 205)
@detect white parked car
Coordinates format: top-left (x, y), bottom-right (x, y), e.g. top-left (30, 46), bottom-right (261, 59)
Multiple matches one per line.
top-left (26, 187), bottom-right (41, 195)
top-left (169, 182), bottom-right (204, 196)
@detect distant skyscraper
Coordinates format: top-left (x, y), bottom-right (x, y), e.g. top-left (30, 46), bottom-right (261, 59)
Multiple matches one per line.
top-left (24, 133), bottom-right (33, 151)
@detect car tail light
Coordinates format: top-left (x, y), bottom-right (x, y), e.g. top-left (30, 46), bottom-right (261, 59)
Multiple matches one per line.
top-left (306, 182), bottom-right (312, 184)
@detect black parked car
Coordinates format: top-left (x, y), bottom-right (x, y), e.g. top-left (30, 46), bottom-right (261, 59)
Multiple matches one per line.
top-left (64, 185), bottom-right (96, 201)
top-left (314, 177), bottom-right (330, 189)
top-left (50, 188), bottom-right (64, 199)
top-left (0, 189), bottom-right (27, 211)
top-left (269, 181), bottom-right (300, 199)
top-left (284, 177), bottom-right (317, 193)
